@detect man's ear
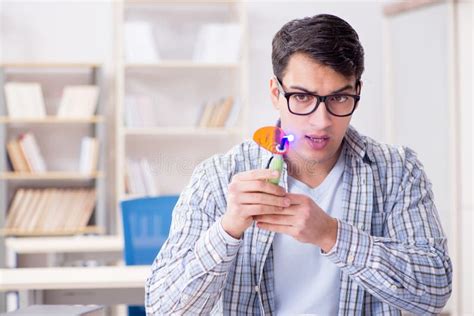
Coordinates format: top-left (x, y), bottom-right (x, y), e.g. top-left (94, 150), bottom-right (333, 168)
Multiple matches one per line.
top-left (356, 80), bottom-right (363, 95)
top-left (270, 77), bottom-right (281, 110)
top-left (354, 80), bottom-right (363, 110)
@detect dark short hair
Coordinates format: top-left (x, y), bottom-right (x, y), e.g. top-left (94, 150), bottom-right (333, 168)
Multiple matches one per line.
top-left (272, 14), bottom-right (365, 83)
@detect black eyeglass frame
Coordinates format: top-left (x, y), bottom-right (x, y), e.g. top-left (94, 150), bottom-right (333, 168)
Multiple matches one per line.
top-left (275, 77), bottom-right (361, 117)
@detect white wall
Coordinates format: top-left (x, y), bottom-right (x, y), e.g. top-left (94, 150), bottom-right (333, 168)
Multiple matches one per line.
top-left (457, 1), bottom-right (473, 313)
top-left (383, 2), bottom-right (473, 313)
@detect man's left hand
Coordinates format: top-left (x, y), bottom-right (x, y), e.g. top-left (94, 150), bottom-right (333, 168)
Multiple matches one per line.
top-left (254, 192), bottom-right (338, 252)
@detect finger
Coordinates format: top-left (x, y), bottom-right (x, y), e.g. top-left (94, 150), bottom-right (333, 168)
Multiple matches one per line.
top-left (233, 169), bottom-right (279, 182)
top-left (256, 222), bottom-right (295, 235)
top-left (285, 192), bottom-right (307, 205)
top-left (239, 193), bottom-right (290, 208)
top-left (237, 180), bottom-right (286, 197)
top-left (240, 204), bottom-right (286, 217)
top-left (253, 214), bottom-right (294, 226)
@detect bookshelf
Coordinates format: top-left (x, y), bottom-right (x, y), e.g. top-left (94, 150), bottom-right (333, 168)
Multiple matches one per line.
top-left (0, 226), bottom-right (105, 237)
top-left (114, 0), bottom-right (248, 218)
top-left (0, 63), bottom-right (108, 237)
top-left (125, 61), bottom-right (239, 69)
top-left (0, 171), bottom-right (103, 180)
top-left (123, 126), bottom-right (243, 136)
top-left (0, 116), bottom-right (105, 124)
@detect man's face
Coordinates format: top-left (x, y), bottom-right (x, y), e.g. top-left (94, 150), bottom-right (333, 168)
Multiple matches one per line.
top-left (270, 53), bottom-right (359, 170)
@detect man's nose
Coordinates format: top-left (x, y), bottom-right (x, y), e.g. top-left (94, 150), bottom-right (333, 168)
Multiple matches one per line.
top-left (308, 102), bottom-right (332, 129)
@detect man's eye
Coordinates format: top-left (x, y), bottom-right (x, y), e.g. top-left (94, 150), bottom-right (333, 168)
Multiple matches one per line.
top-left (329, 95), bottom-right (349, 103)
top-left (294, 94), bottom-right (311, 102)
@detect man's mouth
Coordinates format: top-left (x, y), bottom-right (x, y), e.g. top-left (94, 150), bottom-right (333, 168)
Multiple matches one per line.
top-left (305, 135), bottom-right (330, 143)
top-left (303, 134), bottom-right (330, 150)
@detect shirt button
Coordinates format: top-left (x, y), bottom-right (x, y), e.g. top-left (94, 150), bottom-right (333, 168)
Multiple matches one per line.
top-left (358, 223), bottom-right (364, 230)
top-left (390, 285), bottom-right (397, 291)
top-left (259, 235), bottom-right (268, 243)
top-left (347, 255), bottom-right (355, 263)
top-left (255, 285), bottom-right (260, 293)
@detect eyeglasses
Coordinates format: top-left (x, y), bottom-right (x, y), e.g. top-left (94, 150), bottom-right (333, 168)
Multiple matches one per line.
top-left (275, 77), bottom-right (360, 117)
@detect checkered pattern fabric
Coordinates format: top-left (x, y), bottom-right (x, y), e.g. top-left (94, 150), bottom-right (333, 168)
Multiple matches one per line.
top-left (145, 125), bottom-right (452, 315)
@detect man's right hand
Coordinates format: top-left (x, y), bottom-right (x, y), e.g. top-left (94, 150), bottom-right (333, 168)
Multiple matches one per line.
top-left (221, 169), bottom-right (290, 239)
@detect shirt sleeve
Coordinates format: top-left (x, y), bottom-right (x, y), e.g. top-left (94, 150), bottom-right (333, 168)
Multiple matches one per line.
top-left (322, 147), bottom-right (453, 314)
top-left (145, 160), bottom-right (242, 315)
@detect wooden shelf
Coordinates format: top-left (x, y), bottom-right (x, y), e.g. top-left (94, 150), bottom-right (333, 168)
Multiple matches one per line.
top-left (126, 0), bottom-right (239, 4)
top-left (0, 62), bottom-right (101, 68)
top-left (5, 235), bottom-right (123, 254)
top-left (125, 61), bottom-right (239, 69)
top-left (123, 127), bottom-right (243, 136)
top-left (121, 193), bottom-right (147, 201)
top-left (383, 0), bottom-right (440, 17)
top-left (0, 171), bottom-right (104, 180)
top-left (0, 226), bottom-right (105, 237)
top-left (0, 116), bottom-right (104, 124)
top-left (0, 265), bottom-right (149, 291)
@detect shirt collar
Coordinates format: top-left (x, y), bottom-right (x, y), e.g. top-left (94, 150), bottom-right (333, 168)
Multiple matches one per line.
top-left (343, 125), bottom-right (372, 163)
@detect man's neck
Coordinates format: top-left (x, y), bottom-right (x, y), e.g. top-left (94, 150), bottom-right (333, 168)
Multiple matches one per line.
top-left (285, 146), bottom-right (343, 189)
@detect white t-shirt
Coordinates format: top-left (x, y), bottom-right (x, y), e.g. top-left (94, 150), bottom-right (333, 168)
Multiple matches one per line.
top-left (273, 151), bottom-right (346, 315)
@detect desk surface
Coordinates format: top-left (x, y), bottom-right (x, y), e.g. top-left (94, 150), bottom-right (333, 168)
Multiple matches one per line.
top-left (5, 235), bottom-right (123, 254)
top-left (0, 265), bottom-right (149, 291)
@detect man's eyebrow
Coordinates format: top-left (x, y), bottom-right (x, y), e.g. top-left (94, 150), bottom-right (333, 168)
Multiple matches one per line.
top-left (288, 84), bottom-right (354, 94)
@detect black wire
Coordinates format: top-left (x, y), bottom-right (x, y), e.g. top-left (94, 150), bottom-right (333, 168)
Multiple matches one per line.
top-left (265, 156), bottom-right (273, 169)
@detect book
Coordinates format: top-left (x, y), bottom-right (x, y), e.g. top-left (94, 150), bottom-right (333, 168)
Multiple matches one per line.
top-left (57, 85), bottom-right (99, 118)
top-left (197, 97), bottom-right (234, 128)
top-left (210, 96), bottom-right (234, 127)
top-left (77, 189), bottom-right (97, 228)
top-left (5, 188), bottom-right (97, 234)
top-left (31, 189), bottom-right (53, 231)
top-left (5, 188), bottom-right (26, 229)
top-left (224, 98), bottom-right (241, 128)
top-left (124, 21), bottom-right (160, 63)
top-left (198, 100), bottom-right (217, 128)
top-left (17, 133), bottom-right (47, 172)
top-left (79, 137), bottom-right (99, 173)
top-left (193, 23), bottom-right (241, 63)
top-left (125, 158), bottom-right (158, 196)
top-left (6, 139), bottom-right (31, 172)
top-left (4, 82), bottom-right (46, 118)
top-left (11, 189), bottom-right (35, 230)
top-left (140, 158), bottom-right (158, 196)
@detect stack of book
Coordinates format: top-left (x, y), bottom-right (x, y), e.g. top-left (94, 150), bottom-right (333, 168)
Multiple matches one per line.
top-left (3, 82), bottom-right (99, 118)
top-left (57, 85), bottom-right (99, 118)
top-left (4, 82), bottom-right (46, 118)
top-left (79, 137), bottom-right (99, 173)
top-left (6, 133), bottom-right (47, 173)
top-left (197, 96), bottom-right (237, 128)
top-left (125, 158), bottom-right (158, 196)
top-left (4, 188), bottom-right (96, 235)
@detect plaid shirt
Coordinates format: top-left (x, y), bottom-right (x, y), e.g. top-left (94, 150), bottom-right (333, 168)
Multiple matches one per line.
top-left (145, 125), bottom-right (452, 315)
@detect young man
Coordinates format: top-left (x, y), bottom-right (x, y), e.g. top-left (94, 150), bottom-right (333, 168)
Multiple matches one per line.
top-left (145, 14), bottom-right (452, 315)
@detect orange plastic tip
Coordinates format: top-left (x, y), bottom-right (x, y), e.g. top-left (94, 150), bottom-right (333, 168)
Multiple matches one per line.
top-left (253, 126), bottom-right (287, 154)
